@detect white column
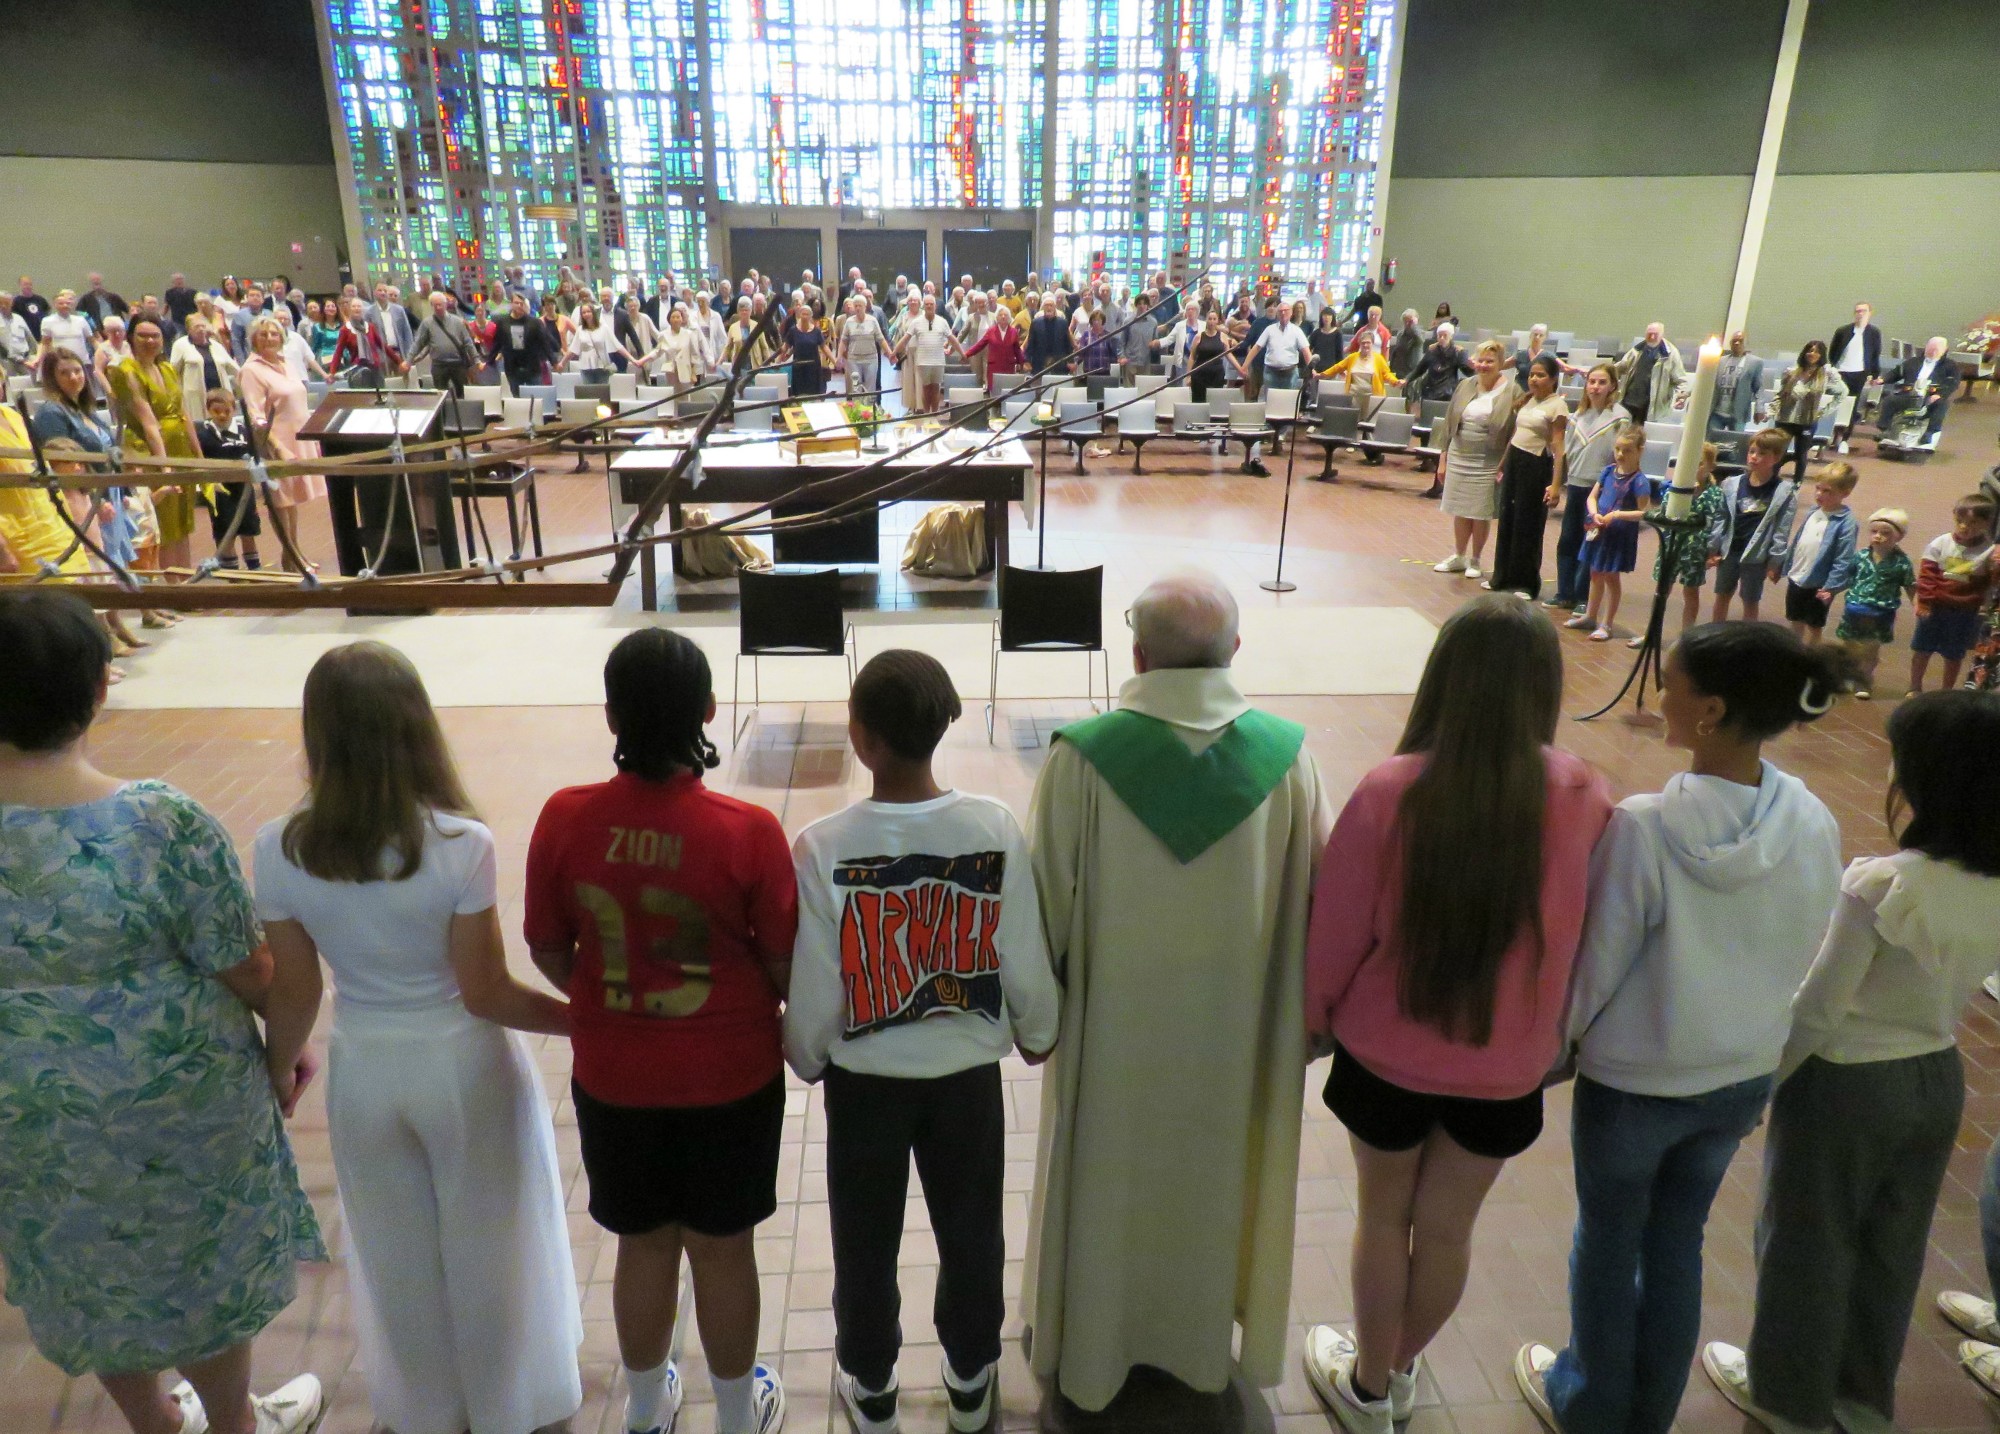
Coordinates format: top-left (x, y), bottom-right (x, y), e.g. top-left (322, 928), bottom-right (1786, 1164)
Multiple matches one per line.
top-left (1727, 0), bottom-right (1811, 337)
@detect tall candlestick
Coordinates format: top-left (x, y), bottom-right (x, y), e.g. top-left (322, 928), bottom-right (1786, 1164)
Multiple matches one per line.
top-left (1666, 337), bottom-right (1722, 520)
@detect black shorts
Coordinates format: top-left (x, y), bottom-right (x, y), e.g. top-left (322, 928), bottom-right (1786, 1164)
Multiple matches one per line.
top-left (204, 482), bottom-right (263, 541)
top-left (1784, 581), bottom-right (1831, 629)
top-left (573, 1075), bottom-right (785, 1237)
top-left (1324, 1044), bottom-right (1544, 1160)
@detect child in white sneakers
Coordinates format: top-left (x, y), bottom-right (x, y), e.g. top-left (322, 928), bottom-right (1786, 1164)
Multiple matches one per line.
top-left (785, 650), bottom-right (1060, 1434)
top-left (1704, 689), bottom-right (2000, 1434)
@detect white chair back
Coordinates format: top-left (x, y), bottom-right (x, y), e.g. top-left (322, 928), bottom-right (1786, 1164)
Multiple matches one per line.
top-left (1207, 386), bottom-right (1244, 419)
top-left (1116, 400), bottom-right (1156, 433)
top-left (500, 396), bottom-right (539, 428)
top-left (559, 397), bottom-right (600, 427)
top-left (608, 372), bottom-right (639, 401)
top-left (1265, 387), bottom-right (1300, 422)
top-left (1154, 386), bottom-right (1191, 424)
top-left (1228, 401), bottom-right (1266, 434)
top-left (461, 383), bottom-right (508, 419)
top-left (554, 372), bottom-right (583, 399)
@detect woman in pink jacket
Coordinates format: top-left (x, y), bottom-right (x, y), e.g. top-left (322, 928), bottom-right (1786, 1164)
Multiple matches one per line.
top-left (1300, 596), bottom-right (1614, 1434)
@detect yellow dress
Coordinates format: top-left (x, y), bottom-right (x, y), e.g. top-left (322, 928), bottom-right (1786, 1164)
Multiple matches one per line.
top-left (0, 406), bottom-right (90, 574)
top-left (110, 355), bottom-right (200, 546)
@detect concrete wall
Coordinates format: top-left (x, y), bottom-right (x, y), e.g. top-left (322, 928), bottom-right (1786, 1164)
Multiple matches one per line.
top-left (1746, 173), bottom-right (2000, 351)
top-left (0, 159), bottom-right (347, 297)
top-left (1379, 176), bottom-right (1752, 347)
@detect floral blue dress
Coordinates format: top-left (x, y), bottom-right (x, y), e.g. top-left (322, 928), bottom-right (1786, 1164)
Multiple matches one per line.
top-left (0, 781), bottom-right (326, 1375)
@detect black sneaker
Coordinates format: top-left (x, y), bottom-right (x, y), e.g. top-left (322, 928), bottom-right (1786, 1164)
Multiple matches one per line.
top-left (943, 1358), bottom-right (996, 1432)
top-left (1244, 459), bottom-right (1271, 476)
top-left (837, 1369), bottom-right (898, 1432)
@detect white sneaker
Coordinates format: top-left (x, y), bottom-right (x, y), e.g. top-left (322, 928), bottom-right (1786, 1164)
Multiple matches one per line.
top-left (250, 1374), bottom-right (324, 1434)
top-left (1836, 440), bottom-right (1850, 455)
top-left (1434, 554), bottom-right (1467, 574)
top-left (1701, 1342), bottom-right (1830, 1434)
top-left (1941, 1290), bottom-right (2000, 1342)
top-left (1303, 1325), bottom-right (1393, 1434)
top-left (1463, 565), bottom-right (1483, 580)
top-left (942, 1356), bottom-right (996, 1431)
top-left (1514, 1344), bottom-right (1558, 1434)
top-left (628, 1362), bottom-right (684, 1434)
top-left (836, 1368), bottom-right (898, 1433)
top-left (1963, 1340), bottom-right (2000, 1399)
top-left (749, 1363), bottom-right (786, 1434)
top-left (167, 1381), bottom-right (209, 1434)
top-left (1301, 1327), bottom-right (1421, 1421)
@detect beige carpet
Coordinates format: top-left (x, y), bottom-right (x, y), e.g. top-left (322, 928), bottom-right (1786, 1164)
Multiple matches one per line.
top-left (104, 605), bottom-right (1436, 709)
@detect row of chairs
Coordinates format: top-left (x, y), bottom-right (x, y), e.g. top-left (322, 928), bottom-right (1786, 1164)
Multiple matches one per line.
top-left (732, 564), bottom-right (1109, 744)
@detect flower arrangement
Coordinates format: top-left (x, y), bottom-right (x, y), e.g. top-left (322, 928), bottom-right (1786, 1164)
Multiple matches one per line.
top-left (840, 401), bottom-right (887, 438)
top-left (1956, 318), bottom-right (2000, 359)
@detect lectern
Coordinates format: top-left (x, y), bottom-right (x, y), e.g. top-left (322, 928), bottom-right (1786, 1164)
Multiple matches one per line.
top-left (300, 389), bottom-right (462, 577)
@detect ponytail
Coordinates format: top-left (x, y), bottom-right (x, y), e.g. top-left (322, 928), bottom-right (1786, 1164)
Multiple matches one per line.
top-left (1673, 623), bottom-right (1851, 741)
top-left (604, 628), bottom-right (721, 781)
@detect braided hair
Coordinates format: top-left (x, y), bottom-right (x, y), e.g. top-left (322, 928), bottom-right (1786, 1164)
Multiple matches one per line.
top-left (604, 628), bottom-right (720, 780)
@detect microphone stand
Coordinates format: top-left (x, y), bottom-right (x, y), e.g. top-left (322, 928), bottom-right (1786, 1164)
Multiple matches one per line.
top-left (1260, 415), bottom-right (1301, 593)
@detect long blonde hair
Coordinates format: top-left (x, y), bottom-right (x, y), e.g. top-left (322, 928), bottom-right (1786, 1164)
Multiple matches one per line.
top-left (283, 642), bottom-right (475, 882)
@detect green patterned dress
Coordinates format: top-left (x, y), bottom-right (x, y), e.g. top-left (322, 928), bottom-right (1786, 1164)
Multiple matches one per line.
top-left (0, 781), bottom-right (326, 1375)
top-left (1653, 482), bottom-right (1729, 587)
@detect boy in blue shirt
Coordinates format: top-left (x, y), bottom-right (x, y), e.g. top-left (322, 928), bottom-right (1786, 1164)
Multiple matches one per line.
top-left (1783, 462), bottom-right (1859, 644)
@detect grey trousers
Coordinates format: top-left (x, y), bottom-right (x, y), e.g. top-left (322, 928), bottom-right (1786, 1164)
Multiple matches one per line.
top-left (1747, 1049), bottom-right (1963, 1425)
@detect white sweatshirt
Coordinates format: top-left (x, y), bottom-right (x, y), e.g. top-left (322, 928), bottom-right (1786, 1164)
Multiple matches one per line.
top-left (1565, 763), bottom-right (1843, 1097)
top-left (1778, 851), bottom-right (2000, 1081)
top-left (784, 791), bottom-right (1061, 1081)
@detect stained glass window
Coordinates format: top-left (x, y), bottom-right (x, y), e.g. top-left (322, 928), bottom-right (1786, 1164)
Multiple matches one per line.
top-left (318, 0), bottom-right (1396, 297)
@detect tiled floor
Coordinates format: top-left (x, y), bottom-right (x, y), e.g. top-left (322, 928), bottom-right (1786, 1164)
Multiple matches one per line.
top-left (8, 402), bottom-right (1999, 1434)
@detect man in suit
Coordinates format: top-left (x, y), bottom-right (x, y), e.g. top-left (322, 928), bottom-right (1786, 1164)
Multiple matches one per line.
top-left (363, 282), bottom-right (415, 359)
top-left (1024, 293), bottom-right (1074, 381)
top-left (1874, 336), bottom-right (1960, 445)
top-left (1828, 301), bottom-right (1881, 451)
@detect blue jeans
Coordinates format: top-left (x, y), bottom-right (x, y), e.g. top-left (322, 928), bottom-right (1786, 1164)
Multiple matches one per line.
top-left (1545, 1074), bottom-right (1773, 1434)
top-left (1263, 366), bottom-right (1302, 390)
top-left (1553, 486), bottom-right (1594, 608)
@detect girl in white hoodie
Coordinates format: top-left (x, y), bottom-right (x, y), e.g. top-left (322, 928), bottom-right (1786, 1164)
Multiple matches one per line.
top-left (1703, 689), bottom-right (2000, 1434)
top-left (1515, 623), bottom-right (1847, 1434)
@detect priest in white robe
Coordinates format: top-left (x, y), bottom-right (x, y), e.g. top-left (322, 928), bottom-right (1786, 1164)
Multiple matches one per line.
top-left (1023, 568), bottom-right (1332, 1411)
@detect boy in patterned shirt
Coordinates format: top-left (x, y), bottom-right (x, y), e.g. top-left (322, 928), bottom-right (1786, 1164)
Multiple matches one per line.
top-left (1834, 507), bottom-right (1916, 699)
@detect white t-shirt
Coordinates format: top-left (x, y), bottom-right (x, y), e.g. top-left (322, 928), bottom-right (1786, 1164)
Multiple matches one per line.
top-left (783, 791), bottom-right (1061, 1080)
top-left (1252, 322), bottom-right (1313, 371)
top-left (1789, 509), bottom-right (1831, 585)
top-left (1835, 327), bottom-right (1869, 372)
top-left (253, 811), bottom-right (498, 1012)
top-left (908, 315), bottom-right (951, 367)
top-left (41, 312), bottom-right (93, 359)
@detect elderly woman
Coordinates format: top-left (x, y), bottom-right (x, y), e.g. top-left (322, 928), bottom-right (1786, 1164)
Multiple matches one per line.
top-left (240, 316), bottom-right (325, 573)
top-left (1487, 353), bottom-right (1570, 599)
top-left (615, 294), bottom-right (661, 379)
top-left (0, 589), bottom-right (328, 1434)
top-left (1550, 362), bottom-right (1631, 613)
top-left (108, 318), bottom-right (200, 575)
top-left (654, 305), bottom-right (705, 390)
top-left (1405, 322), bottom-right (1473, 405)
top-left (779, 304), bottom-right (830, 397)
top-left (1511, 325), bottom-right (1577, 387)
top-left (90, 315), bottom-right (131, 388)
top-left (692, 290), bottom-right (727, 374)
top-left (1433, 338), bottom-right (1522, 580)
top-left (170, 313), bottom-right (239, 420)
top-left (1772, 338), bottom-right (1847, 480)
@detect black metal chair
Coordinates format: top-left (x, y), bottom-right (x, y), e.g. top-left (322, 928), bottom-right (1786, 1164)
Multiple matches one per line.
top-left (987, 564), bottom-right (1111, 742)
top-left (1085, 375), bottom-right (1114, 405)
top-left (1308, 406), bottom-right (1363, 480)
top-left (733, 569), bottom-right (857, 738)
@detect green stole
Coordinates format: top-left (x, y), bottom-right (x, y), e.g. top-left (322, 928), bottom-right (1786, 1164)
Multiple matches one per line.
top-left (1055, 707), bottom-right (1306, 864)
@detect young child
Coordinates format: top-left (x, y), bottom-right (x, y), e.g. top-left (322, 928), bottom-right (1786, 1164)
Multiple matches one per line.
top-left (525, 629), bottom-right (791, 1434)
top-left (1708, 428), bottom-right (1798, 625)
top-left (1566, 424), bottom-right (1653, 642)
top-left (192, 387), bottom-right (264, 571)
top-left (1514, 623), bottom-right (1845, 1434)
top-left (1910, 492), bottom-right (1997, 692)
top-left (1782, 461), bottom-right (1859, 643)
top-left (1834, 507), bottom-right (1916, 699)
top-left (1637, 441), bottom-right (1726, 648)
top-left (1704, 689), bottom-right (2000, 1434)
top-left (785, 650), bottom-right (1060, 1434)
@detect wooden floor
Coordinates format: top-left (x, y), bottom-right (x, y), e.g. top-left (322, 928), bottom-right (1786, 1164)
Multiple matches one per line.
top-left (8, 400), bottom-right (1998, 1434)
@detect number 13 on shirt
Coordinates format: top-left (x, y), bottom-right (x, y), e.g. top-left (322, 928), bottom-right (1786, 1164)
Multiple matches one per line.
top-left (573, 882), bottom-right (714, 1017)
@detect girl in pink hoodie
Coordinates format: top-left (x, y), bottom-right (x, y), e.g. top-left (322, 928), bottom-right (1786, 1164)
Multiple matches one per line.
top-left (1300, 596), bottom-right (1614, 1434)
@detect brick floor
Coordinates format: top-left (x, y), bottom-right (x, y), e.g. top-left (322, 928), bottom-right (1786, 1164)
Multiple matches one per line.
top-left (6, 400), bottom-right (1997, 1433)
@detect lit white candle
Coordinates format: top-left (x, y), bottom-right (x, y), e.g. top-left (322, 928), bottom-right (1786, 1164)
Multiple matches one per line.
top-left (1666, 337), bottom-right (1722, 520)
